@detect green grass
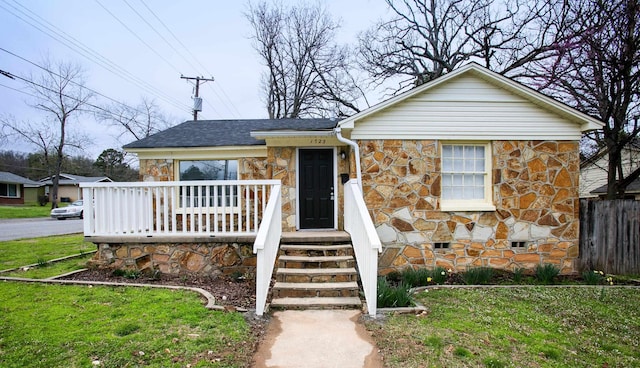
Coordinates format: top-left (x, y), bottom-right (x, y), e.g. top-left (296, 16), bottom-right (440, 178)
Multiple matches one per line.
top-left (367, 287), bottom-right (640, 367)
top-left (0, 282), bottom-right (255, 367)
top-left (0, 204), bottom-right (56, 219)
top-left (0, 234), bottom-right (90, 271)
top-left (1, 253), bottom-right (93, 278)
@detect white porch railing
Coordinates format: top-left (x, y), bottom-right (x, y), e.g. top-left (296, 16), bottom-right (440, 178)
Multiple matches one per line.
top-left (253, 183), bottom-right (282, 316)
top-left (344, 179), bottom-right (382, 317)
top-left (80, 180), bottom-right (280, 237)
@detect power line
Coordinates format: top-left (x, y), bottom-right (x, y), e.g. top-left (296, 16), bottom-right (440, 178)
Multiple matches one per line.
top-left (94, 0), bottom-right (183, 75)
top-left (1, 0), bottom-right (193, 114)
top-left (0, 47), bottom-right (151, 117)
top-left (138, 0), bottom-right (243, 118)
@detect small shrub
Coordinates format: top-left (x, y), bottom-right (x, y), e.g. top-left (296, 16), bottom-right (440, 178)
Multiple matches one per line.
top-left (112, 269), bottom-right (141, 279)
top-left (377, 277), bottom-right (412, 308)
top-left (36, 257), bottom-right (48, 267)
top-left (400, 268), bottom-right (432, 287)
top-left (582, 270), bottom-right (605, 285)
top-left (432, 266), bottom-right (449, 284)
top-left (513, 267), bottom-right (526, 283)
top-left (535, 264), bottom-right (560, 284)
top-left (461, 267), bottom-right (494, 285)
top-left (230, 271), bottom-right (245, 282)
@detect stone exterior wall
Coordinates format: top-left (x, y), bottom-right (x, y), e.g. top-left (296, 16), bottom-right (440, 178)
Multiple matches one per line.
top-left (268, 147), bottom-right (297, 231)
top-left (89, 240), bottom-right (256, 276)
top-left (139, 159), bottom-right (174, 181)
top-left (360, 140), bottom-right (580, 274)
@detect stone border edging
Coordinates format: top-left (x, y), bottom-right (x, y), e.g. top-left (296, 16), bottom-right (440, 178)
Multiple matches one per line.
top-left (0, 274), bottom-right (228, 311)
top-left (373, 283), bottom-right (640, 317)
top-left (0, 251), bottom-right (97, 274)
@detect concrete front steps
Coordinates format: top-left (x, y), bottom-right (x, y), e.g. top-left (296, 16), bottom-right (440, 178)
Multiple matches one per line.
top-left (270, 232), bottom-right (362, 310)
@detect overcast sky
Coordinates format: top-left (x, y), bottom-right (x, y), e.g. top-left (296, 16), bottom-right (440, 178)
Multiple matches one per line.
top-left (0, 0), bottom-right (390, 159)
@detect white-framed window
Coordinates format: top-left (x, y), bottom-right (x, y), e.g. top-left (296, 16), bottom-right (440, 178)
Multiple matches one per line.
top-left (440, 142), bottom-right (495, 211)
top-left (0, 183), bottom-right (19, 198)
top-left (178, 160), bottom-right (238, 208)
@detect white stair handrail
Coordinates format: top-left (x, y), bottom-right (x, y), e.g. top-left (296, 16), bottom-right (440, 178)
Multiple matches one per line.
top-left (344, 179), bottom-right (382, 317)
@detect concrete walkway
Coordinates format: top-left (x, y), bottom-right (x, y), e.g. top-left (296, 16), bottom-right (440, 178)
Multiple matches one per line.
top-left (253, 310), bottom-right (383, 368)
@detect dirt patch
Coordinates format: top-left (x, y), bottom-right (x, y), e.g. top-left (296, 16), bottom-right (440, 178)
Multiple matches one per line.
top-left (60, 268), bottom-right (257, 309)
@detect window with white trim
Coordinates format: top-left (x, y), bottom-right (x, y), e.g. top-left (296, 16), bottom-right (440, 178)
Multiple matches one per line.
top-left (440, 143), bottom-right (494, 211)
top-left (178, 160), bottom-right (238, 207)
top-left (0, 183), bottom-right (19, 198)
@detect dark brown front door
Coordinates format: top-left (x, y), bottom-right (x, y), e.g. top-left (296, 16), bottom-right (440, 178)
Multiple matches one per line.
top-left (299, 148), bottom-right (334, 229)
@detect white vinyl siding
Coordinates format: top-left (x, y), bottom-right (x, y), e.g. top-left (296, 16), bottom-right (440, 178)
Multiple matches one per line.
top-left (440, 142), bottom-right (494, 211)
top-left (350, 75), bottom-right (583, 141)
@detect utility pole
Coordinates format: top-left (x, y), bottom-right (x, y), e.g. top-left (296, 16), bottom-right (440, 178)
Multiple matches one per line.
top-left (181, 75), bottom-right (214, 121)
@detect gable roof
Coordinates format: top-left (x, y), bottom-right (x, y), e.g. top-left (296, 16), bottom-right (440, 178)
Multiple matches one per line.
top-left (39, 173), bottom-right (112, 185)
top-left (0, 171), bottom-right (41, 186)
top-left (591, 177), bottom-right (640, 195)
top-left (123, 118), bottom-right (338, 150)
top-left (337, 62), bottom-right (604, 133)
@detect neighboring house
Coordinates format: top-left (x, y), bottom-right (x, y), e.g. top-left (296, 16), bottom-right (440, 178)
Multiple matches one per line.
top-left (0, 171), bottom-right (43, 205)
top-left (39, 173), bottom-right (112, 202)
top-left (579, 142), bottom-right (640, 199)
top-left (114, 63), bottom-right (602, 276)
top-left (589, 177), bottom-right (640, 199)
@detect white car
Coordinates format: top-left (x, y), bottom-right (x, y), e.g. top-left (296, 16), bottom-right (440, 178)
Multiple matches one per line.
top-left (50, 200), bottom-right (84, 220)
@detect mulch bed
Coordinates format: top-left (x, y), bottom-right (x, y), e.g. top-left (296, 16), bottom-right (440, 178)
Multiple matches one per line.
top-left (60, 269), bottom-right (257, 310)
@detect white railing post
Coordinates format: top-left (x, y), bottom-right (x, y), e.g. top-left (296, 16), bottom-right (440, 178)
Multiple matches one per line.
top-left (344, 179), bottom-right (382, 317)
top-left (80, 180), bottom-right (279, 238)
top-left (253, 183), bottom-right (282, 316)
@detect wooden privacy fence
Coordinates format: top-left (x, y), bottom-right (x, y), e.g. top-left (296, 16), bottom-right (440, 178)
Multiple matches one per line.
top-left (579, 199), bottom-right (640, 274)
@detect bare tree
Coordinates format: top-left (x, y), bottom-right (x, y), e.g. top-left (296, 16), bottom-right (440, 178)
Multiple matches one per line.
top-left (0, 58), bottom-right (93, 208)
top-left (534, 0), bottom-right (640, 199)
top-left (97, 97), bottom-right (173, 143)
top-left (358, 0), bottom-right (572, 91)
top-left (246, 2), bottom-right (364, 118)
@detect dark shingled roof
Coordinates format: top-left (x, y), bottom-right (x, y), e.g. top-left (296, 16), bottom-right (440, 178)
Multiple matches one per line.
top-left (123, 118), bottom-right (339, 149)
top-left (591, 177), bottom-right (640, 195)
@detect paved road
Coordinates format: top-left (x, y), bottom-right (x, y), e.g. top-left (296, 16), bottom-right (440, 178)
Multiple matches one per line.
top-left (0, 217), bottom-right (84, 241)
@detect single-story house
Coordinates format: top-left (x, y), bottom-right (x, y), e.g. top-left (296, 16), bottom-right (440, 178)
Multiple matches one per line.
top-left (0, 171), bottom-right (43, 205)
top-left (82, 63), bottom-right (603, 315)
top-left (39, 173), bottom-right (112, 202)
top-left (580, 142), bottom-right (640, 199)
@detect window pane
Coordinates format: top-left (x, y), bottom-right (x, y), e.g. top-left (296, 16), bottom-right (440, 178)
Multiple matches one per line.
top-left (443, 145), bottom-right (452, 158)
top-left (474, 186), bottom-right (484, 199)
top-left (0, 183), bottom-right (7, 196)
top-left (8, 184), bottom-right (17, 196)
top-left (454, 145), bottom-right (464, 158)
top-left (464, 175), bottom-right (474, 186)
top-left (179, 160), bottom-right (238, 181)
top-left (442, 174), bottom-right (452, 186)
top-left (453, 174), bottom-right (463, 185)
top-left (453, 159), bottom-right (464, 171)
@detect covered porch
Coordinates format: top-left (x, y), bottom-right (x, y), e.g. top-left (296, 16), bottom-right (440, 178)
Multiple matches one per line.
top-left (80, 179), bottom-right (381, 316)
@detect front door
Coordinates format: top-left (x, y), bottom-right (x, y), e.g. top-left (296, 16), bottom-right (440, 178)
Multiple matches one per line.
top-left (298, 148), bottom-right (334, 229)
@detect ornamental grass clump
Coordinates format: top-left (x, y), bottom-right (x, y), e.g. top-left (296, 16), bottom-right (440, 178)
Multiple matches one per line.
top-left (582, 269), bottom-right (606, 285)
top-left (432, 266), bottom-right (449, 284)
top-left (534, 264), bottom-right (560, 284)
top-left (461, 267), bottom-right (494, 285)
top-left (400, 268), bottom-right (432, 287)
top-left (377, 277), bottom-right (412, 308)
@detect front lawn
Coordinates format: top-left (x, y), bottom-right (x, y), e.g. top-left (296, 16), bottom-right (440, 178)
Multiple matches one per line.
top-left (0, 234), bottom-right (90, 271)
top-left (367, 287), bottom-right (640, 367)
top-left (0, 204), bottom-right (53, 219)
top-left (0, 282), bottom-right (256, 368)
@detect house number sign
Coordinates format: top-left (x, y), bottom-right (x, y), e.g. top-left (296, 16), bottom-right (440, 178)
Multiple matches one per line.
top-left (309, 138), bottom-right (327, 144)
